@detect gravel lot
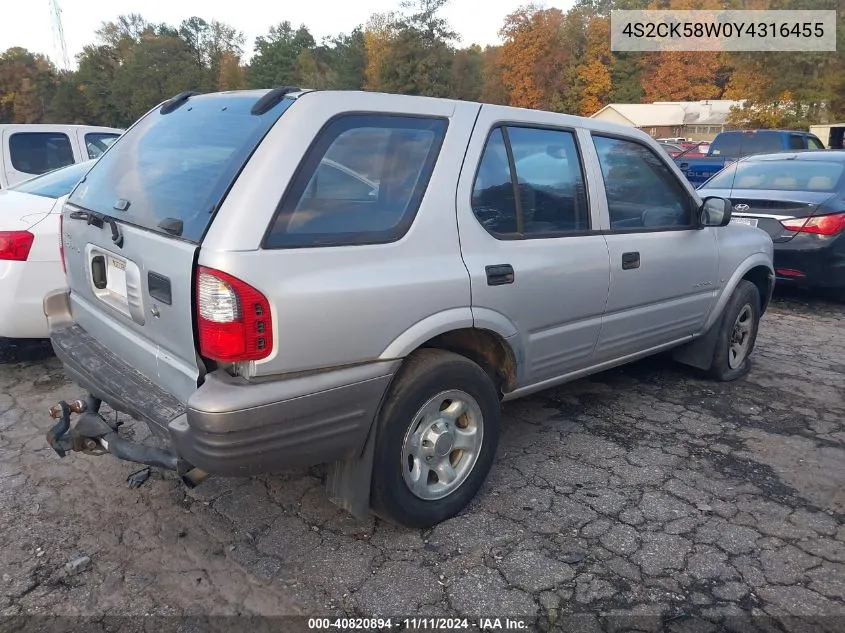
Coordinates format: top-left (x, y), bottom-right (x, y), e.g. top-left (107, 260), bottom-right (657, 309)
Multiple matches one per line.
top-left (1, 290), bottom-right (843, 630)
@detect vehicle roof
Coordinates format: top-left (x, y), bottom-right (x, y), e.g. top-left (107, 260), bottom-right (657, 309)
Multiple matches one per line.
top-left (0, 123), bottom-right (123, 132)
top-left (738, 150), bottom-right (845, 163)
top-left (194, 88), bottom-right (658, 144)
top-left (717, 129), bottom-right (816, 135)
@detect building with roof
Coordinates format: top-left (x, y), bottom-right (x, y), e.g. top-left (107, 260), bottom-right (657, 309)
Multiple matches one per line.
top-left (589, 100), bottom-right (744, 141)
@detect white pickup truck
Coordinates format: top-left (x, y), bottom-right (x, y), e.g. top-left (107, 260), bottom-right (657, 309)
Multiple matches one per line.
top-left (0, 124), bottom-right (122, 189)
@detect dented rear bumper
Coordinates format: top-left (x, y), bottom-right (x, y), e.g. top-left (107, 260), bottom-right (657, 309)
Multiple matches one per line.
top-left (44, 289), bottom-right (398, 477)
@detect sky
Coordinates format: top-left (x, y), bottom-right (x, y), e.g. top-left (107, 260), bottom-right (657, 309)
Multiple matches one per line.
top-left (2, 0), bottom-right (577, 69)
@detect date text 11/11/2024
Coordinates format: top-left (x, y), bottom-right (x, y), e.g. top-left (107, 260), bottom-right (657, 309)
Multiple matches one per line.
top-left (307, 617), bottom-right (530, 631)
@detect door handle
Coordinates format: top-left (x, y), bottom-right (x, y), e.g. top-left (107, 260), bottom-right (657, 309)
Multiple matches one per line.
top-left (486, 264), bottom-right (514, 286)
top-left (621, 252), bottom-right (640, 270)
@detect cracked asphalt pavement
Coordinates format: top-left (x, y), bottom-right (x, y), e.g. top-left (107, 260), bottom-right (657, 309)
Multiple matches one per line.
top-left (1, 290), bottom-right (843, 630)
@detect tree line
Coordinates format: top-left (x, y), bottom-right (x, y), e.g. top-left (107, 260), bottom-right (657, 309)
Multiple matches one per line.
top-left (1, 0), bottom-right (843, 131)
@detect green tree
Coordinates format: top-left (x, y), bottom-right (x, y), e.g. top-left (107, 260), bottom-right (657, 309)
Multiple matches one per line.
top-left (449, 44), bottom-right (484, 100)
top-left (0, 47), bottom-right (57, 123)
top-left (179, 17), bottom-right (245, 90)
top-left (378, 0), bottom-right (458, 97)
top-left (480, 46), bottom-right (509, 105)
top-left (247, 22), bottom-right (315, 88)
top-left (324, 28), bottom-right (367, 90)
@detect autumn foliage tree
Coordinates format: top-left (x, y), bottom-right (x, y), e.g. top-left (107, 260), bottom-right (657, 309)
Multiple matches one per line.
top-left (3, 0), bottom-right (844, 129)
top-left (498, 6), bottom-right (570, 110)
top-left (576, 17), bottom-right (612, 115)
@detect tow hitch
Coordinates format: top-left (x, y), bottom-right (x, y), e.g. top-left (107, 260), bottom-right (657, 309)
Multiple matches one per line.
top-left (46, 396), bottom-right (208, 487)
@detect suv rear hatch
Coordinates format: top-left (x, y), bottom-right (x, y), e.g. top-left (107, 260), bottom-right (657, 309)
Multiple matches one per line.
top-left (61, 90), bottom-right (295, 404)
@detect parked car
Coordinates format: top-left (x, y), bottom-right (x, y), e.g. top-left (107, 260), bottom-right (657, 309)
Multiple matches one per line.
top-left (698, 151), bottom-right (845, 297)
top-left (43, 88), bottom-right (774, 528)
top-left (0, 160), bottom-right (95, 341)
top-left (674, 129), bottom-right (825, 186)
top-left (0, 124), bottom-right (121, 189)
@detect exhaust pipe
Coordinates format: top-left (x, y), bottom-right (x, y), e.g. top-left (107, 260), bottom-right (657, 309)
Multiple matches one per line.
top-left (180, 468), bottom-right (210, 488)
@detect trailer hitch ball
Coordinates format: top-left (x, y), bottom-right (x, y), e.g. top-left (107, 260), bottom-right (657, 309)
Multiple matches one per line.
top-left (49, 399), bottom-right (86, 419)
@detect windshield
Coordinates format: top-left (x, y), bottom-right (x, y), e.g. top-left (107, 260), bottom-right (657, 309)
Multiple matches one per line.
top-left (10, 160), bottom-right (94, 199)
top-left (705, 160), bottom-right (845, 192)
top-left (69, 93), bottom-right (294, 243)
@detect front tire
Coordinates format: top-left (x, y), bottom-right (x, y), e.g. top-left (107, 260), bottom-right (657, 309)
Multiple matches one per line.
top-left (708, 280), bottom-right (761, 381)
top-left (370, 349), bottom-right (501, 529)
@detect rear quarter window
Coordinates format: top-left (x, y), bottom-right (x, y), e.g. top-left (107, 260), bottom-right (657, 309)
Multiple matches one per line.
top-left (85, 133), bottom-right (120, 159)
top-left (265, 114), bottom-right (447, 248)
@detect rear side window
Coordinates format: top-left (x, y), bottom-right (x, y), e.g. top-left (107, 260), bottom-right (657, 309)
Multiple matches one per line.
top-left (265, 115), bottom-right (447, 248)
top-left (808, 136), bottom-right (825, 150)
top-left (471, 125), bottom-right (589, 237)
top-left (9, 132), bottom-right (74, 175)
top-left (85, 133), bottom-right (119, 159)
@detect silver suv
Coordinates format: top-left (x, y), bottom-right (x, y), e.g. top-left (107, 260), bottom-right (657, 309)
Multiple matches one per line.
top-left (43, 88), bottom-right (774, 528)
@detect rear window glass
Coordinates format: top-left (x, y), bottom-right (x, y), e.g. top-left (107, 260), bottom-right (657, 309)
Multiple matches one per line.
top-left (788, 135), bottom-right (805, 150)
top-left (709, 133), bottom-right (740, 157)
top-left (69, 93), bottom-right (294, 243)
top-left (265, 114), bottom-right (447, 248)
top-left (705, 160), bottom-right (845, 192)
top-left (85, 133), bottom-right (120, 159)
top-left (740, 132), bottom-right (784, 155)
top-left (10, 160), bottom-right (93, 199)
top-left (9, 132), bottom-right (75, 175)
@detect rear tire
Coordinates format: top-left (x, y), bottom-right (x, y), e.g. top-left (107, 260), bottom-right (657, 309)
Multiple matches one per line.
top-left (708, 280), bottom-right (761, 382)
top-left (370, 349), bottom-right (500, 529)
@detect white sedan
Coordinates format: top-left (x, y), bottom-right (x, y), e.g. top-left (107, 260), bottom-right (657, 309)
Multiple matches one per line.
top-left (0, 160), bottom-right (93, 340)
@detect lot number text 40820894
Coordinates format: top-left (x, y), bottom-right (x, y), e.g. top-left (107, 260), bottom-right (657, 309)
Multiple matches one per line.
top-left (307, 617), bottom-right (529, 630)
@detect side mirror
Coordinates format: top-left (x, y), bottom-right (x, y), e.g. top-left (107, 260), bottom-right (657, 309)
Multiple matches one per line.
top-left (700, 196), bottom-right (732, 227)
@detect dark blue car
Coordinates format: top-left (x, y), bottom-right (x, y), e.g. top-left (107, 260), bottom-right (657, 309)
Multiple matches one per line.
top-left (698, 151), bottom-right (845, 297)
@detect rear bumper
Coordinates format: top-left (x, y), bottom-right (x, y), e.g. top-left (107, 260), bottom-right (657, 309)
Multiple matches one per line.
top-left (46, 290), bottom-right (399, 476)
top-left (773, 234), bottom-right (845, 289)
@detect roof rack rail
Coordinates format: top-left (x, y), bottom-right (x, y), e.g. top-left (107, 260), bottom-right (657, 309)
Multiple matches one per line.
top-left (251, 87), bottom-right (304, 116)
top-left (160, 91), bottom-right (200, 115)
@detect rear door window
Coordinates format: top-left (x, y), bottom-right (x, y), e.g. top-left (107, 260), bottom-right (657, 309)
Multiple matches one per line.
top-left (9, 132), bottom-right (75, 175)
top-left (808, 136), bottom-right (825, 150)
top-left (471, 126), bottom-right (589, 237)
top-left (265, 115), bottom-right (447, 248)
top-left (85, 133), bottom-right (120, 159)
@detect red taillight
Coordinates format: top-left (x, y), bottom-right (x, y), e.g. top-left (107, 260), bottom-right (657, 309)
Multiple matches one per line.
top-left (781, 212), bottom-right (845, 236)
top-left (196, 266), bottom-right (272, 362)
top-left (59, 214), bottom-right (66, 274)
top-left (0, 231), bottom-right (35, 261)
top-left (775, 268), bottom-right (806, 278)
